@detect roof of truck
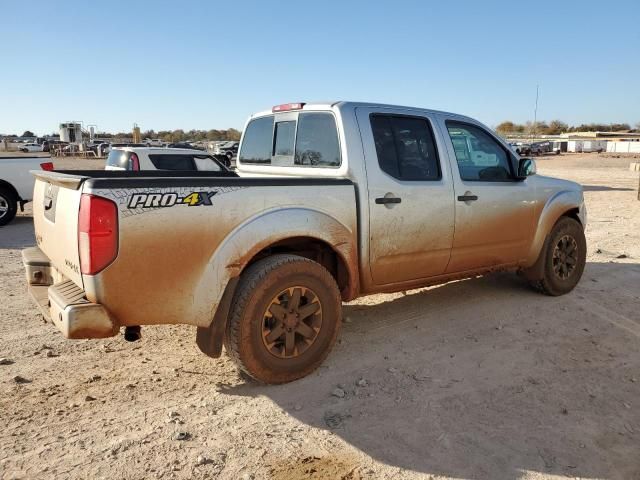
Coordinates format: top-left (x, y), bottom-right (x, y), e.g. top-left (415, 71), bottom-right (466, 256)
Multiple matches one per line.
top-left (249, 101), bottom-right (474, 123)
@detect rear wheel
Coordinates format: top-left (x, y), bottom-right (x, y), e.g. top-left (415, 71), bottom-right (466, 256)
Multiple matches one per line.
top-left (0, 188), bottom-right (18, 226)
top-left (528, 217), bottom-right (586, 296)
top-left (224, 254), bottom-right (342, 384)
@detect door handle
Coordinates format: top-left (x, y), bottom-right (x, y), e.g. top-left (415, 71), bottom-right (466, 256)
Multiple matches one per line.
top-left (457, 194), bottom-right (478, 202)
top-left (375, 196), bottom-right (401, 205)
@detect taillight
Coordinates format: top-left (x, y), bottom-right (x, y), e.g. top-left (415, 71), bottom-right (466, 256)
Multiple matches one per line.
top-left (129, 153), bottom-right (140, 171)
top-left (78, 194), bottom-right (118, 275)
top-left (272, 102), bottom-right (305, 112)
top-left (40, 162), bottom-right (54, 171)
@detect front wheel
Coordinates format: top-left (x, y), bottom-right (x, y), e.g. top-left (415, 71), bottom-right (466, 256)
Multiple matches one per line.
top-left (528, 217), bottom-right (586, 296)
top-left (224, 254), bottom-right (342, 384)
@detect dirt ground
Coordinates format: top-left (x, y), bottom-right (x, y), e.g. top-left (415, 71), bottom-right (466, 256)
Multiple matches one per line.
top-left (1, 153), bottom-right (639, 480)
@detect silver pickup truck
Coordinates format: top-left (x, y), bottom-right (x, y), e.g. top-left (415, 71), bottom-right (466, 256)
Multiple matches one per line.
top-left (23, 101), bottom-right (587, 383)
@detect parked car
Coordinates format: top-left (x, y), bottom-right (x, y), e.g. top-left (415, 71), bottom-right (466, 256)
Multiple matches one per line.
top-left (105, 147), bottom-right (228, 172)
top-left (510, 143), bottom-right (532, 156)
top-left (84, 140), bottom-right (109, 156)
top-left (213, 141), bottom-right (239, 162)
top-left (22, 101), bottom-right (586, 384)
top-left (144, 138), bottom-right (165, 147)
top-left (0, 156), bottom-right (53, 225)
top-left (20, 143), bottom-right (43, 153)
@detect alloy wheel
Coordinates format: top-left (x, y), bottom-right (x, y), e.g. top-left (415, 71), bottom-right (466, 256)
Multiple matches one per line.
top-left (261, 286), bottom-right (323, 359)
top-left (552, 234), bottom-right (578, 280)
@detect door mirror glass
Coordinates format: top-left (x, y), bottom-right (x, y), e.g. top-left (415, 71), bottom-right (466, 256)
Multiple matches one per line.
top-left (517, 157), bottom-right (536, 178)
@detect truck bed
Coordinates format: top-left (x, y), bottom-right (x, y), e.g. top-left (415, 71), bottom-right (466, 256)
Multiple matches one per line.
top-left (29, 169), bottom-right (358, 334)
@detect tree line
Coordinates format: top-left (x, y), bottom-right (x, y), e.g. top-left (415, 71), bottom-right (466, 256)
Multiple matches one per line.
top-left (6, 128), bottom-right (242, 142)
top-left (495, 120), bottom-right (639, 136)
top-left (107, 128), bottom-right (242, 142)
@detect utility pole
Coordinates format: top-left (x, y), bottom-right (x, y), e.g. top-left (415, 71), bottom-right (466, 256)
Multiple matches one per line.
top-left (532, 84), bottom-right (539, 142)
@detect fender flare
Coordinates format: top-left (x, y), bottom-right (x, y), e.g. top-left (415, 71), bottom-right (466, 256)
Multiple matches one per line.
top-left (525, 189), bottom-right (585, 267)
top-left (193, 206), bottom-right (358, 330)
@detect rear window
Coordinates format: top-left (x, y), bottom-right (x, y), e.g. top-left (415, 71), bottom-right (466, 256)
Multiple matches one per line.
top-left (273, 121), bottom-right (296, 157)
top-left (295, 113), bottom-right (340, 167)
top-left (239, 116), bottom-right (273, 164)
top-left (106, 149), bottom-right (133, 169)
top-left (239, 112), bottom-right (341, 168)
top-left (149, 154), bottom-right (196, 170)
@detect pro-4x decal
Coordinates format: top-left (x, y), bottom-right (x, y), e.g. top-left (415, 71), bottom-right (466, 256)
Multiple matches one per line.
top-left (127, 191), bottom-right (217, 208)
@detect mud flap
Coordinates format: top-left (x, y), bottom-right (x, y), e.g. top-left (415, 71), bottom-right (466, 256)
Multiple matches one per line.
top-left (522, 233), bottom-right (551, 282)
top-left (196, 277), bottom-right (239, 358)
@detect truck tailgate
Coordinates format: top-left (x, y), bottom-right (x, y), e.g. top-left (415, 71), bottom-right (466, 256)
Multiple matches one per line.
top-left (31, 171), bottom-right (85, 288)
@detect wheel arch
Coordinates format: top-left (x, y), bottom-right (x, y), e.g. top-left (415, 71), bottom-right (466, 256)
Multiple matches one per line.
top-left (194, 207), bottom-right (359, 329)
top-left (0, 180), bottom-right (20, 201)
top-left (525, 189), bottom-right (585, 267)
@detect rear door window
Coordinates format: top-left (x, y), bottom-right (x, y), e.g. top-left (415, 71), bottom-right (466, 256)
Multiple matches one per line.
top-left (148, 154), bottom-right (196, 170)
top-left (370, 114), bottom-right (441, 180)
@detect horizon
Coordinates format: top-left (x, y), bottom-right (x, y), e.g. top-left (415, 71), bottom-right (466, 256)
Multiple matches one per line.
top-left (1, 0), bottom-right (638, 135)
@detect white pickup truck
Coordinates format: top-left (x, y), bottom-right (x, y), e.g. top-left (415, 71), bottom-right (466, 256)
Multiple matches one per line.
top-left (0, 156), bottom-right (53, 225)
top-left (22, 101), bottom-right (587, 383)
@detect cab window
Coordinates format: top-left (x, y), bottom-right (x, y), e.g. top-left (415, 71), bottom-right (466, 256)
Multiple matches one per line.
top-left (370, 114), bottom-right (441, 181)
top-left (294, 113), bottom-right (340, 167)
top-left (446, 121), bottom-right (514, 181)
top-left (239, 116), bottom-right (273, 164)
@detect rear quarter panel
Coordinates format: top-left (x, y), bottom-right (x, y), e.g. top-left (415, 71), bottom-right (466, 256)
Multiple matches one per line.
top-left (83, 181), bottom-right (357, 328)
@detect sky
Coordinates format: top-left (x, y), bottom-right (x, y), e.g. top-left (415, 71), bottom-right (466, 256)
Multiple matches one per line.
top-left (1, 0), bottom-right (639, 135)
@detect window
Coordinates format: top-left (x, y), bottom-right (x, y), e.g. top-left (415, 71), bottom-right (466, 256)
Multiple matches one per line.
top-left (273, 121), bottom-right (296, 157)
top-left (106, 150), bottom-right (133, 170)
top-left (370, 115), bottom-right (441, 180)
top-left (239, 116), bottom-right (273, 164)
top-left (239, 113), bottom-right (342, 168)
top-left (193, 155), bottom-right (222, 171)
top-left (294, 113), bottom-right (340, 167)
top-left (446, 121), bottom-right (513, 181)
top-left (149, 154), bottom-right (196, 170)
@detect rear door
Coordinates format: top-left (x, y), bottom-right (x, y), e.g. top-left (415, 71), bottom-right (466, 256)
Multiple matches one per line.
top-left (356, 107), bottom-right (455, 285)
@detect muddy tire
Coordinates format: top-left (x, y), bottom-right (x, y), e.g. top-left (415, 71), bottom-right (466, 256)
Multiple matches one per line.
top-left (224, 254), bottom-right (342, 384)
top-left (0, 187), bottom-right (18, 226)
top-left (529, 217), bottom-right (586, 296)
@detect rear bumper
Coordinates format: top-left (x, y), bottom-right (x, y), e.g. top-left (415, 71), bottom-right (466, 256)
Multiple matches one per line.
top-left (23, 247), bottom-right (119, 339)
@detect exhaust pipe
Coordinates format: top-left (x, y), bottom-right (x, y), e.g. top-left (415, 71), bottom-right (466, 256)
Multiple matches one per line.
top-left (124, 326), bottom-right (141, 342)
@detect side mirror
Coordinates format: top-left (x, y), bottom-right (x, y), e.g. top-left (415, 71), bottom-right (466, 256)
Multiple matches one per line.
top-left (517, 157), bottom-right (536, 178)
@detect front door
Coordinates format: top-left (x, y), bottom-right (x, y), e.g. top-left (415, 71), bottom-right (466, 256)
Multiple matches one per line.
top-left (441, 119), bottom-right (535, 273)
top-left (356, 107), bottom-right (455, 286)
